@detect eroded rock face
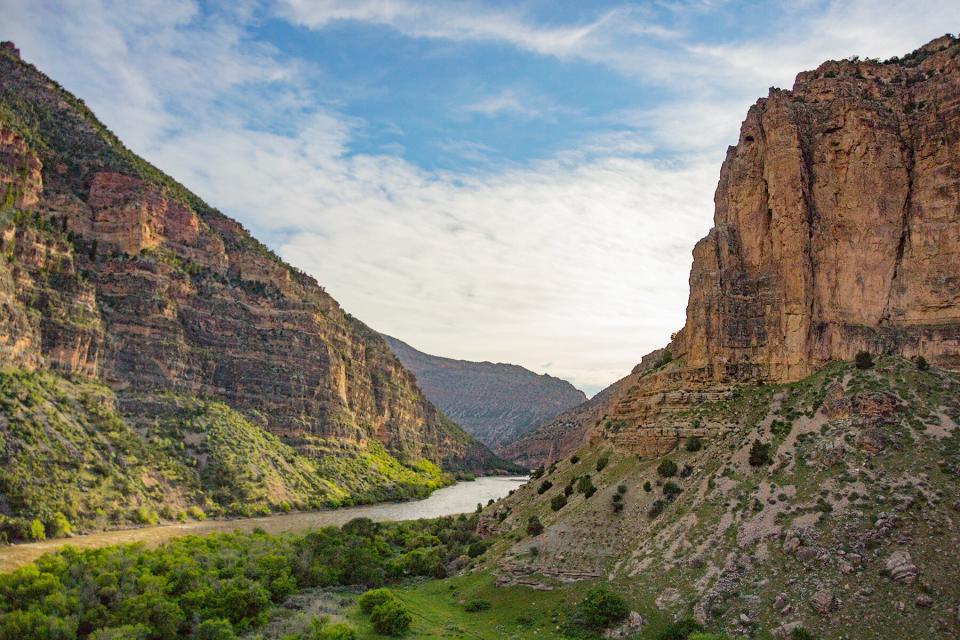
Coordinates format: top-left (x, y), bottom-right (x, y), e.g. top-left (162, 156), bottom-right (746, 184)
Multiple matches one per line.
top-left (0, 45), bottom-right (497, 472)
top-left (674, 35), bottom-right (960, 382)
top-left (575, 36), bottom-right (960, 459)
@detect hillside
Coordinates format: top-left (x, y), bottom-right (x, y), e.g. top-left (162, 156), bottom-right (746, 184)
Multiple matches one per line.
top-left (0, 43), bottom-right (505, 540)
top-left (383, 334), bottom-right (586, 452)
top-left (474, 35), bottom-right (960, 639)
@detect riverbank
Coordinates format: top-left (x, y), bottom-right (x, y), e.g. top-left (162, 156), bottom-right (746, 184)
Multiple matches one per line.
top-left (0, 476), bottom-right (527, 573)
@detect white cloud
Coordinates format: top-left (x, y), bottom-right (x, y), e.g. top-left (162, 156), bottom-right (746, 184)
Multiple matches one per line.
top-left (463, 89), bottom-right (545, 119)
top-left (5, 0), bottom-right (960, 396)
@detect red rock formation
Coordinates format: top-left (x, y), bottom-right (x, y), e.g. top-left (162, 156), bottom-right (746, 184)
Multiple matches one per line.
top-left (0, 45), bottom-right (499, 472)
top-left (516, 36), bottom-right (960, 461)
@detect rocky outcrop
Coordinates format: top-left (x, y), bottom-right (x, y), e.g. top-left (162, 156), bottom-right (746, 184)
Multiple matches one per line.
top-left (672, 35), bottom-right (960, 382)
top-left (0, 43), bottom-right (501, 476)
top-left (383, 334), bottom-right (586, 451)
top-left (531, 35), bottom-right (960, 462)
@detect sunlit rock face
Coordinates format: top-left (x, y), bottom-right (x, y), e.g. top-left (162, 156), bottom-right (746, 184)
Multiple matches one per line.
top-left (0, 44), bottom-right (498, 472)
top-left (675, 34), bottom-right (960, 383)
top-left (513, 36), bottom-right (960, 462)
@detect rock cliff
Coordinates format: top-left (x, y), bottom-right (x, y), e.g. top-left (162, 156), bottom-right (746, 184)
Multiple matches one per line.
top-left (383, 335), bottom-right (586, 452)
top-left (523, 35), bottom-right (960, 463)
top-left (0, 43), bottom-right (502, 532)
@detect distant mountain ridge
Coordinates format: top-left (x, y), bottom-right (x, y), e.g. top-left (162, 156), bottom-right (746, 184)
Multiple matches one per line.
top-left (383, 335), bottom-right (586, 453)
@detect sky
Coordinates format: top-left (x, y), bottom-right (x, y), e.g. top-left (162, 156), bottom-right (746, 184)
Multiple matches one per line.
top-left (4, 1), bottom-right (959, 396)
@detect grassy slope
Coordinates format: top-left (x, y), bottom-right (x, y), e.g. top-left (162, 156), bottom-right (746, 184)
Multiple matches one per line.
top-left (438, 357), bottom-right (960, 639)
top-left (0, 369), bottom-right (455, 541)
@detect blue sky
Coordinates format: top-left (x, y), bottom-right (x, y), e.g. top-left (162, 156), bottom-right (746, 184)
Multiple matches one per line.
top-left (6, 1), bottom-right (959, 395)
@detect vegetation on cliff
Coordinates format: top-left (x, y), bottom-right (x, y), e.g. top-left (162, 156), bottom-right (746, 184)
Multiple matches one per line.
top-left (0, 369), bottom-right (459, 542)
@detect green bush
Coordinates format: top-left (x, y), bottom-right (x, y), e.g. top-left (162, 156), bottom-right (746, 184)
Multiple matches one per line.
top-left (685, 437), bottom-right (702, 452)
top-left (655, 617), bottom-right (705, 640)
top-left (570, 455), bottom-right (580, 464)
top-left (359, 588), bottom-right (397, 614)
top-left (616, 484), bottom-right (627, 494)
top-left (855, 351), bottom-right (874, 369)
top-left (307, 621), bottom-right (357, 640)
top-left (564, 484), bottom-right (574, 497)
top-left (596, 456), bottom-right (609, 472)
top-left (28, 518), bottom-right (45, 541)
top-left (643, 481), bottom-right (652, 492)
top-left (551, 495), bottom-right (568, 511)
top-left (370, 599), bottom-right (412, 636)
top-left (569, 586), bottom-right (628, 632)
top-left (576, 475), bottom-right (594, 494)
top-left (537, 480), bottom-right (553, 495)
top-left (748, 440), bottom-right (771, 467)
top-left (193, 618), bottom-right (237, 640)
top-left (48, 512), bottom-right (72, 538)
top-left (662, 481), bottom-right (682, 501)
top-left (463, 599), bottom-right (491, 612)
top-left (790, 628), bottom-right (817, 640)
top-left (526, 516), bottom-right (544, 536)
top-left (657, 459), bottom-right (678, 477)
top-left (916, 355), bottom-right (929, 371)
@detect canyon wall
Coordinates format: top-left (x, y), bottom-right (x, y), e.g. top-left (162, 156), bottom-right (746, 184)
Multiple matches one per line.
top-left (0, 44), bottom-right (497, 473)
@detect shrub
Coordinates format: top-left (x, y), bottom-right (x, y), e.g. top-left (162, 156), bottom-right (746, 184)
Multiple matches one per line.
top-left (685, 437), bottom-right (702, 452)
top-left (654, 617), bottom-right (705, 640)
top-left (358, 588), bottom-right (396, 614)
top-left (370, 599), bottom-right (412, 636)
top-left (312, 623), bottom-right (356, 640)
top-left (749, 440), bottom-right (771, 467)
top-left (648, 499), bottom-right (666, 518)
top-left (643, 481), bottom-right (652, 492)
top-left (187, 506), bottom-right (206, 520)
top-left (194, 618), bottom-right (237, 640)
top-left (531, 465), bottom-right (544, 480)
top-left (537, 480), bottom-right (553, 495)
top-left (467, 541), bottom-right (489, 558)
top-left (916, 355), bottom-right (929, 371)
top-left (564, 484), bottom-right (574, 497)
top-left (655, 351), bottom-right (673, 368)
top-left (28, 518), bottom-right (45, 541)
top-left (855, 351), bottom-right (874, 369)
top-left (526, 516), bottom-right (544, 536)
top-left (577, 475), bottom-right (595, 494)
top-left (134, 507), bottom-right (158, 525)
top-left (662, 481), bottom-right (682, 501)
top-left (790, 628), bottom-right (817, 640)
top-left (570, 455), bottom-right (580, 464)
top-left (679, 464), bottom-right (693, 478)
top-left (612, 493), bottom-right (623, 503)
top-left (569, 586), bottom-right (628, 632)
top-left (551, 495), bottom-right (568, 511)
top-left (596, 456), bottom-right (610, 472)
top-left (657, 459), bottom-right (678, 477)
top-left (616, 484), bottom-right (627, 494)
top-left (463, 599), bottom-right (491, 612)
top-left (49, 512), bottom-right (72, 538)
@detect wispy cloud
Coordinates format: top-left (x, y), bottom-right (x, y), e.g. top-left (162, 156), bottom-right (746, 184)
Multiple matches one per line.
top-left (462, 89), bottom-right (546, 119)
top-left (5, 0), bottom-right (959, 394)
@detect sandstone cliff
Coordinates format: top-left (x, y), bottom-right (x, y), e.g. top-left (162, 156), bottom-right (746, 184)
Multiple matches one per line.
top-left (0, 44), bottom-right (502, 532)
top-left (383, 335), bottom-right (586, 452)
top-left (523, 35), bottom-right (960, 463)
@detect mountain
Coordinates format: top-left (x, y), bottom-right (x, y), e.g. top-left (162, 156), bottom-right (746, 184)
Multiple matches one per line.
top-left (498, 349), bottom-right (668, 468)
top-left (480, 35), bottom-right (960, 639)
top-left (0, 42), bottom-right (506, 539)
top-left (510, 34), bottom-right (960, 467)
top-left (383, 334), bottom-right (586, 452)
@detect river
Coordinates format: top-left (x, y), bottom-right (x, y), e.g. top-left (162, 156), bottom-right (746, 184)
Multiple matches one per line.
top-left (0, 475), bottom-right (528, 573)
